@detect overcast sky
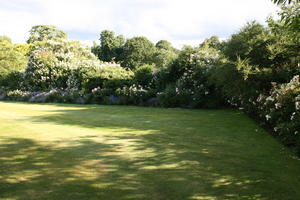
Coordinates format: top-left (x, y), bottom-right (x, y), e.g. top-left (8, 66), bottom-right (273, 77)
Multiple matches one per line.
top-left (0, 0), bottom-right (279, 48)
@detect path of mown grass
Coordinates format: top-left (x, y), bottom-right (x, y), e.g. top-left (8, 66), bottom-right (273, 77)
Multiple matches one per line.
top-left (0, 102), bottom-right (299, 200)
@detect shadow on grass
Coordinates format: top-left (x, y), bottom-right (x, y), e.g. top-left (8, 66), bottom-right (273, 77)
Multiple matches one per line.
top-left (1, 104), bottom-right (300, 199)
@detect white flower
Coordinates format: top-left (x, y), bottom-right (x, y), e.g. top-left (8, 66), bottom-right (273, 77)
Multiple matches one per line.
top-left (274, 127), bottom-right (278, 132)
top-left (295, 102), bottom-right (300, 110)
top-left (257, 95), bottom-right (261, 102)
top-left (266, 96), bottom-right (274, 102)
top-left (92, 87), bottom-right (101, 93)
top-left (290, 112), bottom-right (296, 121)
top-left (205, 91), bottom-right (209, 95)
top-left (265, 114), bottom-right (271, 121)
top-left (275, 103), bottom-right (282, 109)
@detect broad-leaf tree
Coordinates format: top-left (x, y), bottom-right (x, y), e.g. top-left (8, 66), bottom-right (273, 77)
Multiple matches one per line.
top-left (96, 30), bottom-right (125, 62)
top-left (27, 25), bottom-right (67, 44)
top-left (0, 36), bottom-right (28, 75)
top-left (121, 36), bottom-right (156, 70)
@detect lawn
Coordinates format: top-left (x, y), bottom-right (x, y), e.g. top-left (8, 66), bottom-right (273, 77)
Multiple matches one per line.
top-left (0, 102), bottom-right (299, 200)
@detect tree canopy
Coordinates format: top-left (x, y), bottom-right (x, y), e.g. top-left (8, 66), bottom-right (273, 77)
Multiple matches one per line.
top-left (0, 36), bottom-right (28, 75)
top-left (27, 25), bottom-right (67, 44)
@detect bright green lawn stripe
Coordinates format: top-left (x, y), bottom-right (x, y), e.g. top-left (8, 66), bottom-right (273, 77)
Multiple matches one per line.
top-left (0, 101), bottom-right (299, 200)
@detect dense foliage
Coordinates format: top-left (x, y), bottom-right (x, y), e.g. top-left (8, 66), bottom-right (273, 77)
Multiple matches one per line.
top-left (0, 2), bottom-right (299, 155)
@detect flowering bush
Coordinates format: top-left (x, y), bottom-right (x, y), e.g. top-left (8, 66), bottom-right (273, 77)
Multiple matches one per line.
top-left (5, 90), bottom-right (31, 101)
top-left (259, 76), bottom-right (300, 151)
top-left (25, 40), bottom-right (103, 91)
top-left (115, 85), bottom-right (154, 105)
top-left (227, 75), bottom-right (300, 155)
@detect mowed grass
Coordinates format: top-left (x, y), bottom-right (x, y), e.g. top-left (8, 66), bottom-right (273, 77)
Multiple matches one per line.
top-left (0, 102), bottom-right (300, 200)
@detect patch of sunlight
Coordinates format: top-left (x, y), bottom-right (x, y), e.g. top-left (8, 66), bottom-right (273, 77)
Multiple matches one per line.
top-left (12, 154), bottom-right (29, 159)
top-left (213, 176), bottom-right (261, 188)
top-left (91, 182), bottom-right (114, 189)
top-left (189, 195), bottom-right (217, 200)
top-left (212, 176), bottom-right (234, 187)
top-left (0, 155), bottom-right (28, 161)
top-left (70, 160), bottom-right (116, 181)
top-left (201, 148), bottom-right (209, 154)
top-left (5, 170), bottom-right (41, 183)
top-left (33, 162), bottom-right (50, 166)
top-left (0, 139), bottom-right (18, 144)
top-left (140, 162), bottom-right (183, 170)
top-left (224, 194), bottom-right (265, 200)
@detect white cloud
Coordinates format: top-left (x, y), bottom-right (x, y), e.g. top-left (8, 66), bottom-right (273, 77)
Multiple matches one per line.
top-left (0, 0), bottom-right (279, 48)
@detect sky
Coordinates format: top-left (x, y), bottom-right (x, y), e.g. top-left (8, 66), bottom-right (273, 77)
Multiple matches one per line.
top-left (0, 0), bottom-right (279, 48)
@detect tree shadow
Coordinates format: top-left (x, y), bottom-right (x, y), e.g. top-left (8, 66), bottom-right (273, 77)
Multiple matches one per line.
top-left (1, 104), bottom-right (300, 199)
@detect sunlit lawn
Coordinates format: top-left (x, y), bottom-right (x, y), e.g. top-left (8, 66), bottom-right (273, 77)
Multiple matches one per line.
top-left (0, 102), bottom-right (299, 200)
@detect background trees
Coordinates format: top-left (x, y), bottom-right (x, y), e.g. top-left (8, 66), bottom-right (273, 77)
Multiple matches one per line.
top-left (27, 25), bottom-right (67, 44)
top-left (120, 36), bottom-right (156, 70)
top-left (0, 36), bottom-right (28, 74)
top-left (92, 30), bottom-right (125, 62)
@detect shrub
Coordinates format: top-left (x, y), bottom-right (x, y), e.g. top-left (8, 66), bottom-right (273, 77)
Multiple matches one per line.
top-left (158, 84), bottom-right (189, 107)
top-left (115, 85), bottom-right (155, 106)
top-left (133, 64), bottom-right (155, 89)
top-left (0, 71), bottom-right (25, 90)
top-left (5, 90), bottom-right (31, 101)
top-left (82, 64), bottom-right (134, 92)
top-left (260, 75), bottom-right (300, 153)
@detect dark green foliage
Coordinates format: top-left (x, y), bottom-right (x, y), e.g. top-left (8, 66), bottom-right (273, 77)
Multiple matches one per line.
top-left (200, 35), bottom-right (224, 50)
top-left (0, 71), bottom-right (24, 90)
top-left (133, 64), bottom-right (155, 88)
top-left (95, 30), bottom-right (125, 62)
top-left (223, 21), bottom-right (273, 68)
top-left (120, 36), bottom-right (156, 70)
top-left (153, 40), bottom-right (177, 69)
top-left (155, 40), bottom-right (174, 51)
top-left (158, 84), bottom-right (189, 107)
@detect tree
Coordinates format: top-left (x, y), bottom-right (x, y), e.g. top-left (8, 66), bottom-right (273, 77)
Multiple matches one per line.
top-left (99, 30), bottom-right (125, 62)
top-left (153, 40), bottom-right (177, 69)
top-left (120, 36), bottom-right (156, 70)
top-left (200, 35), bottom-right (223, 50)
top-left (94, 30), bottom-right (125, 62)
top-left (27, 25), bottom-right (67, 43)
top-left (277, 2), bottom-right (300, 34)
top-left (0, 36), bottom-right (28, 75)
top-left (267, 17), bottom-right (299, 75)
top-left (223, 21), bottom-right (272, 68)
top-left (0, 35), bottom-right (11, 43)
top-left (155, 40), bottom-right (174, 51)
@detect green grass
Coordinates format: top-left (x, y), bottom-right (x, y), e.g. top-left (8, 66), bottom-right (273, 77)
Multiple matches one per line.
top-left (0, 102), bottom-right (300, 200)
